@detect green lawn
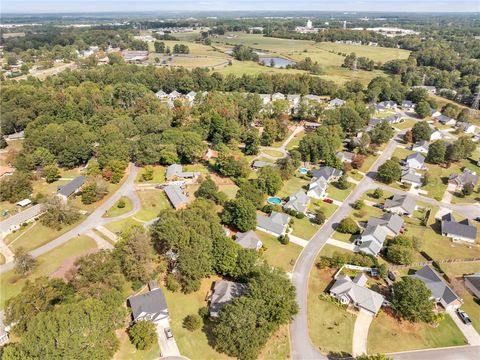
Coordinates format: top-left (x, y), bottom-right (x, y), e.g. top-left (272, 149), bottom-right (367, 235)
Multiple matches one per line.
top-left (105, 217), bottom-right (144, 235)
top-left (4, 215), bottom-right (86, 252)
top-left (135, 165), bottom-right (166, 184)
top-left (326, 182), bottom-right (354, 202)
top-left (319, 244), bottom-right (355, 258)
top-left (257, 231), bottom-right (302, 272)
top-left (218, 184), bottom-right (239, 199)
top-left (262, 149), bottom-right (285, 158)
top-left (308, 266), bottom-right (355, 355)
top-left (308, 200), bottom-right (338, 219)
top-left (393, 118), bottom-right (417, 130)
top-left (103, 197), bottom-right (133, 218)
top-left (115, 331), bottom-right (160, 360)
top-left (422, 161), bottom-right (468, 201)
top-left (286, 131), bottom-right (305, 150)
top-left (277, 176), bottom-right (309, 198)
top-left (135, 190), bottom-right (170, 221)
top-left (360, 153), bottom-right (379, 173)
top-left (454, 283), bottom-right (480, 334)
top-left (331, 230), bottom-right (356, 243)
top-left (441, 262), bottom-right (480, 277)
top-left (0, 235), bottom-right (97, 309)
top-left (367, 311), bottom-right (467, 354)
top-left (291, 216), bottom-right (319, 240)
top-left (392, 146), bottom-right (415, 160)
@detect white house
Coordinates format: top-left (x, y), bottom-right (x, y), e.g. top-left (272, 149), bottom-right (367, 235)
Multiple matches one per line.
top-left (307, 177), bottom-right (328, 200)
top-left (441, 213), bottom-right (477, 244)
top-left (271, 92), bottom-right (285, 101)
top-left (128, 281), bottom-right (169, 327)
top-left (430, 130), bottom-right (443, 141)
top-left (404, 152), bottom-right (425, 170)
top-left (259, 94), bottom-right (271, 106)
top-left (411, 140), bottom-right (429, 154)
top-left (457, 122), bottom-right (475, 134)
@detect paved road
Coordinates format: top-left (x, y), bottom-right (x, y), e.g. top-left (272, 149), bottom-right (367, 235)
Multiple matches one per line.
top-left (0, 164), bottom-right (141, 274)
top-left (389, 345), bottom-right (480, 360)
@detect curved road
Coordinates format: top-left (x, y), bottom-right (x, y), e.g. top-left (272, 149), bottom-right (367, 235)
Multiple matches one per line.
top-left (0, 164), bottom-right (141, 274)
top-left (289, 133), bottom-right (480, 359)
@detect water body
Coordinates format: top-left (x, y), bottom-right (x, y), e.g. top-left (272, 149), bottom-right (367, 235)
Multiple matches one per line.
top-left (260, 57), bottom-right (296, 68)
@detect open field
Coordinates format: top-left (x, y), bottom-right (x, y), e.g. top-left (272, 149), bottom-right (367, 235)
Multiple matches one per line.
top-left (258, 325), bottom-right (290, 360)
top-left (104, 196), bottom-right (133, 218)
top-left (135, 189), bottom-right (170, 221)
top-left (326, 181), bottom-right (354, 202)
top-left (367, 311), bottom-right (467, 353)
top-left (257, 231), bottom-right (302, 272)
top-left (105, 217), bottom-right (144, 234)
top-left (0, 235), bottom-right (97, 308)
top-left (135, 165), bottom-right (166, 184)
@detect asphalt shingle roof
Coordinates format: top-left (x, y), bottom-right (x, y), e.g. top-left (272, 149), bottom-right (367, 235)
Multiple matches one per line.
top-left (411, 266), bottom-right (461, 306)
top-left (128, 288), bottom-right (168, 321)
top-left (209, 280), bottom-right (247, 317)
top-left (58, 176), bottom-right (86, 197)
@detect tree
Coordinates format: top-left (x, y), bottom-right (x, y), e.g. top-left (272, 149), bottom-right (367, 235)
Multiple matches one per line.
top-left (357, 355), bottom-right (393, 360)
top-left (215, 154), bottom-right (250, 178)
top-left (446, 137), bottom-right (476, 163)
top-left (13, 247), bottom-right (37, 276)
top-left (369, 120), bottom-right (394, 144)
top-left (372, 188), bottom-right (383, 199)
top-left (335, 174), bottom-right (349, 190)
top-left (212, 235), bottom-right (239, 277)
top-left (392, 277), bottom-right (435, 323)
top-left (40, 196), bottom-right (79, 230)
top-left (351, 154), bottom-right (365, 169)
top-left (337, 217), bottom-right (360, 234)
top-left (104, 159), bottom-right (126, 183)
top-left (386, 244), bottom-right (414, 265)
top-left (426, 140), bottom-right (447, 164)
top-left (463, 183), bottom-right (474, 196)
top-left (183, 314), bottom-right (202, 331)
top-left (313, 209), bottom-right (326, 225)
top-left (0, 171), bottom-right (32, 203)
top-left (377, 160), bottom-right (401, 184)
top-left (115, 226), bottom-right (155, 283)
top-left (42, 164), bottom-right (61, 183)
top-left (154, 41), bottom-right (166, 53)
top-left (236, 180), bottom-right (265, 209)
top-left (0, 137), bottom-right (6, 149)
top-left (244, 129), bottom-right (260, 155)
top-left (412, 121), bottom-right (432, 142)
top-left (415, 100), bottom-right (431, 118)
top-left (129, 320), bottom-right (157, 350)
top-left (195, 176), bottom-right (227, 205)
top-left (256, 167), bottom-right (283, 196)
top-left (32, 147), bottom-right (56, 167)
top-left (81, 178), bottom-right (108, 204)
top-left (404, 129), bottom-right (413, 143)
top-left (353, 200), bottom-right (364, 210)
top-left (141, 165), bottom-right (154, 181)
top-left (222, 198), bottom-right (257, 232)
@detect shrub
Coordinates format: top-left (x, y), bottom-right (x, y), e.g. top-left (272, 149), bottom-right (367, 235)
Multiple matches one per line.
top-left (183, 314), bottom-right (202, 331)
top-left (337, 217), bottom-right (360, 234)
top-left (129, 320), bottom-right (156, 350)
top-left (372, 188), bottom-right (383, 199)
top-left (117, 199), bottom-right (126, 208)
top-left (353, 200), bottom-right (364, 210)
top-left (198, 306), bottom-right (209, 319)
top-left (278, 234), bottom-right (290, 245)
top-left (295, 212), bottom-right (305, 219)
top-left (166, 273), bottom-right (180, 292)
top-left (313, 209), bottom-right (326, 225)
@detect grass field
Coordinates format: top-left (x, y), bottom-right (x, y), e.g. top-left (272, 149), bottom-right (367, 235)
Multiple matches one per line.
top-left (262, 149), bottom-right (285, 157)
top-left (105, 217), bottom-right (144, 234)
top-left (367, 311), bottom-right (467, 353)
top-left (135, 190), bottom-right (170, 221)
top-left (0, 235), bottom-right (97, 309)
top-left (115, 329), bottom-right (160, 360)
top-left (257, 231), bottom-right (302, 272)
top-left (286, 130), bottom-right (305, 150)
top-left (103, 197), bottom-right (133, 218)
top-left (277, 176), bottom-right (309, 198)
top-left (326, 181), bottom-right (354, 202)
top-left (291, 216), bottom-right (319, 240)
top-left (258, 325), bottom-right (290, 360)
top-left (135, 166), bottom-right (166, 184)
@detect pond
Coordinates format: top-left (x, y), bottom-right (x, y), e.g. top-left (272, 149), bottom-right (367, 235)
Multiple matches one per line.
top-left (260, 57), bottom-right (296, 69)
top-left (267, 197), bottom-right (282, 205)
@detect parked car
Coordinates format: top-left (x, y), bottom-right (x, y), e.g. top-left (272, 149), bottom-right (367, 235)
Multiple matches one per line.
top-left (387, 271), bottom-right (396, 282)
top-left (456, 309), bottom-right (472, 325)
top-left (323, 198), bottom-right (333, 204)
top-left (164, 328), bottom-right (174, 339)
top-left (474, 217), bottom-right (480, 222)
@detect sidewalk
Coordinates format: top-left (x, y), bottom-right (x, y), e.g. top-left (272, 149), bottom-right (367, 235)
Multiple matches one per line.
top-left (288, 233), bottom-right (309, 247)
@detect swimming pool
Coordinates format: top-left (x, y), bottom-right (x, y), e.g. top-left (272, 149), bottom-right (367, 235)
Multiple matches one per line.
top-left (267, 197), bottom-right (282, 205)
top-left (298, 167), bottom-right (308, 174)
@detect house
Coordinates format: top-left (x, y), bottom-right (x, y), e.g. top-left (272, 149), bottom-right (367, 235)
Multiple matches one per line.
top-left (329, 274), bottom-right (385, 315)
top-left (4, 131), bottom-right (24, 141)
top-left (384, 194), bottom-right (416, 215)
top-left (256, 211), bottom-right (290, 237)
top-left (271, 92), bottom-right (285, 101)
top-left (457, 122), bottom-right (475, 134)
top-left (311, 166), bottom-right (343, 183)
top-left (366, 213), bottom-right (404, 237)
top-left (431, 109), bottom-right (442, 118)
top-left (329, 98), bottom-right (345, 108)
top-left (464, 274), bottom-right (480, 298)
top-left (404, 152), bottom-right (425, 170)
top-left (436, 114), bottom-right (456, 126)
top-left (287, 94), bottom-right (301, 108)
top-left (412, 85), bottom-right (436, 94)
top-left (128, 281), bottom-right (169, 326)
top-left (57, 176), bottom-right (86, 201)
top-left (283, 190), bottom-right (310, 214)
top-left (185, 91), bottom-right (197, 105)
top-left (165, 164), bottom-right (200, 181)
top-left (411, 140), bottom-right (429, 154)
top-left (16, 199), bottom-right (32, 207)
top-left (304, 121), bottom-right (321, 130)
top-left (368, 118), bottom-right (383, 127)
top-left (383, 113), bottom-right (403, 124)
top-left (307, 177), bottom-right (328, 200)
top-left (0, 204), bottom-right (43, 237)
top-left (155, 90), bottom-right (168, 99)
top-left (356, 225), bottom-right (387, 256)
top-left (259, 94), bottom-right (271, 106)
top-left (164, 184), bottom-right (189, 210)
top-left (0, 166), bottom-right (14, 178)
top-left (168, 90), bottom-right (181, 101)
top-left (376, 100), bottom-right (397, 111)
top-left (336, 151), bottom-right (355, 163)
top-left (235, 230), bottom-right (263, 250)
top-left (430, 130), bottom-right (443, 141)
top-left (252, 160), bottom-right (274, 170)
top-left (441, 213), bottom-right (477, 244)
top-left (303, 94), bottom-right (321, 103)
top-left (209, 280), bottom-right (247, 318)
top-left (448, 168), bottom-right (478, 190)
top-left (401, 167), bottom-right (423, 187)
top-left (121, 50), bottom-right (149, 63)
top-left (411, 266), bottom-right (463, 310)
top-left (202, 149), bottom-right (219, 161)
top-left (401, 100), bottom-right (415, 111)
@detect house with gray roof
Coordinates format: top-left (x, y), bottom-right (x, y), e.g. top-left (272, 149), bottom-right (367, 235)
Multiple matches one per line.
top-left (128, 281), bottom-right (169, 326)
top-left (303, 94), bottom-right (321, 103)
top-left (376, 100), bottom-right (397, 112)
top-left (283, 190), bottom-right (310, 214)
top-left (165, 164), bottom-right (200, 181)
top-left (401, 167), bottom-right (423, 187)
top-left (464, 274), bottom-right (480, 298)
top-left (164, 184), bottom-right (189, 210)
top-left (329, 98), bottom-right (345, 108)
top-left (411, 140), bottom-right (429, 154)
top-left (384, 194), bottom-right (416, 215)
top-left (235, 230), bottom-right (263, 250)
top-left (307, 176), bottom-right (328, 200)
top-left (448, 168), bottom-right (478, 190)
top-left (287, 94), bottom-right (301, 108)
top-left (383, 113), bottom-right (403, 124)
top-left (252, 160), bottom-right (274, 169)
top-left (411, 265), bottom-right (463, 311)
top-left (436, 114), bottom-right (456, 126)
top-left (457, 122), bottom-right (475, 134)
top-left (336, 151), bottom-right (355, 163)
top-left (412, 85), bottom-right (436, 94)
top-left (0, 204), bottom-right (43, 237)
top-left (441, 213), bottom-right (477, 244)
top-left (256, 211), bottom-right (290, 237)
top-left (311, 166), bottom-right (342, 183)
top-left (401, 100), bottom-right (415, 111)
top-left (259, 94), bottom-right (271, 105)
top-left (209, 280), bottom-right (247, 318)
top-left (5, 131), bottom-right (25, 141)
top-left (356, 225), bottom-right (387, 256)
top-left (304, 121), bottom-right (321, 130)
top-left (366, 213), bottom-right (404, 237)
top-left (57, 176), bottom-right (86, 201)
top-left (404, 152), bottom-right (425, 170)
top-left (329, 274), bottom-right (385, 315)
top-left (155, 90), bottom-right (168, 99)
top-left (271, 92), bottom-right (285, 101)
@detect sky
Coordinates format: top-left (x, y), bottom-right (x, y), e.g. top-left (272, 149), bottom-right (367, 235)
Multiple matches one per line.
top-left (1, 0), bottom-right (478, 14)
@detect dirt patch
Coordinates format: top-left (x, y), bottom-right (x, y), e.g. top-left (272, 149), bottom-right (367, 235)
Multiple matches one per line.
top-left (208, 172), bottom-right (235, 186)
top-left (49, 248), bottom-right (99, 280)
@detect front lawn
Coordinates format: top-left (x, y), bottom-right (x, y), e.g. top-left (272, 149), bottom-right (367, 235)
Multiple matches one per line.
top-left (286, 131), bottom-right (305, 150)
top-left (135, 165), bottom-right (166, 184)
top-left (319, 244), bottom-right (355, 258)
top-left (217, 184), bottom-right (239, 199)
top-left (103, 197), bottom-right (133, 218)
top-left (392, 118), bottom-right (416, 130)
top-left (258, 325), bottom-right (290, 360)
top-left (135, 190), bottom-right (170, 221)
top-left (257, 231), bottom-right (302, 272)
top-left (0, 235), bottom-right (97, 308)
top-left (308, 266), bottom-right (355, 355)
top-left (290, 216), bottom-right (319, 240)
top-left (115, 329), bottom-right (160, 360)
top-left (367, 311), bottom-right (467, 353)
top-left (326, 181), bottom-right (354, 202)
top-left (392, 146), bottom-right (415, 160)
top-left (105, 217), bottom-right (144, 234)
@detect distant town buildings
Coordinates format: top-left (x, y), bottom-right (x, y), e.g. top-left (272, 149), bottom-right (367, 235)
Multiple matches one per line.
top-left (295, 19), bottom-right (320, 34)
top-left (351, 27), bottom-right (420, 37)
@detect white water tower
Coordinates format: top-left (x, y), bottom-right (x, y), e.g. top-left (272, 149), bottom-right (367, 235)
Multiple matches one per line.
top-left (306, 20), bottom-right (313, 29)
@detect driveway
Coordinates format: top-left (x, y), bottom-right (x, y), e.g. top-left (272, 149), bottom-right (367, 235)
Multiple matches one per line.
top-left (447, 309), bottom-right (480, 346)
top-left (156, 324), bottom-right (181, 357)
top-left (352, 310), bottom-right (374, 356)
top-left (441, 183), bottom-right (456, 204)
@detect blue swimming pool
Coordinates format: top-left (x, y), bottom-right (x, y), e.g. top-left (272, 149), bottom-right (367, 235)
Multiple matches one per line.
top-left (267, 197), bottom-right (282, 205)
top-left (298, 167), bottom-right (308, 174)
